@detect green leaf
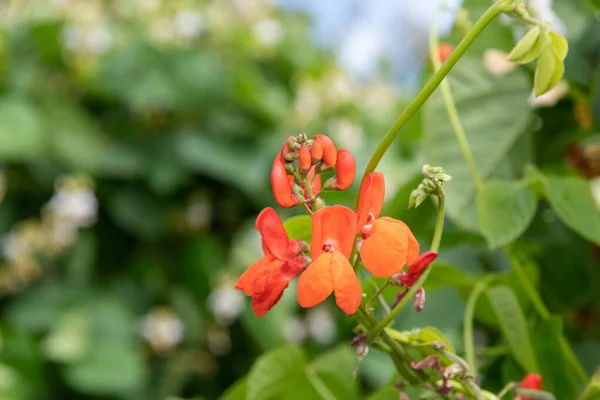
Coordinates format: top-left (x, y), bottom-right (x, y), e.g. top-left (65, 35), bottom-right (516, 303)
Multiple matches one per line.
top-left (423, 262), bottom-right (473, 292)
top-left (508, 26), bottom-right (543, 64)
top-left (0, 97), bottom-right (46, 161)
top-left (422, 57), bottom-right (532, 231)
top-left (487, 286), bottom-right (539, 372)
top-left (532, 317), bottom-right (579, 399)
top-left (477, 180), bottom-right (537, 249)
top-left (579, 367), bottom-right (600, 400)
top-left (219, 378), bottom-right (248, 400)
top-left (311, 346), bottom-right (358, 400)
top-left (247, 345), bottom-right (307, 400)
top-left (106, 188), bottom-right (167, 240)
top-left (543, 176), bottom-right (600, 244)
top-left (283, 215), bottom-right (311, 243)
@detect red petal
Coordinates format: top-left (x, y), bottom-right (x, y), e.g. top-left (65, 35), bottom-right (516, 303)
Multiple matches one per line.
top-left (297, 253), bottom-right (334, 308)
top-left (271, 162), bottom-right (298, 208)
top-left (307, 166), bottom-right (321, 197)
top-left (310, 205), bottom-right (357, 260)
top-left (356, 172), bottom-right (385, 233)
top-left (234, 256), bottom-right (280, 296)
top-left (256, 207), bottom-right (298, 261)
top-left (251, 275), bottom-right (289, 316)
top-left (333, 149), bottom-right (356, 190)
top-left (360, 217), bottom-right (413, 277)
top-left (299, 145), bottom-right (311, 172)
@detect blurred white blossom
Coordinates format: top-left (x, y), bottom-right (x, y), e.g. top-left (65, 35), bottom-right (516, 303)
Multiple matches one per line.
top-left (282, 317), bottom-right (309, 343)
top-left (528, 82), bottom-right (569, 108)
top-left (329, 118), bottom-right (365, 153)
top-left (306, 307), bottom-right (337, 344)
top-left (174, 9), bottom-right (205, 38)
top-left (482, 49), bottom-right (517, 78)
top-left (141, 307), bottom-right (185, 353)
top-left (252, 19), bottom-right (283, 47)
top-left (208, 288), bottom-right (245, 325)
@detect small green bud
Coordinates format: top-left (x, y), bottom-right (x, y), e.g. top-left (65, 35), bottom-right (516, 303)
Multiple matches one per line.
top-left (507, 26), bottom-right (543, 64)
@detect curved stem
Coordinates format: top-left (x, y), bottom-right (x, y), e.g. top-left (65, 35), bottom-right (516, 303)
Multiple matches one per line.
top-left (428, 9), bottom-right (484, 192)
top-left (354, 0), bottom-right (512, 208)
top-left (464, 280), bottom-right (489, 377)
top-left (368, 192), bottom-right (445, 340)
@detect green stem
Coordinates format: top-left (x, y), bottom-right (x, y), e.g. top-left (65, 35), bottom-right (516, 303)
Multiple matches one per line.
top-left (464, 280), bottom-right (489, 377)
top-left (368, 192), bottom-right (445, 340)
top-left (428, 10), bottom-right (484, 192)
top-left (367, 280), bottom-right (390, 307)
top-left (354, 0), bottom-right (512, 208)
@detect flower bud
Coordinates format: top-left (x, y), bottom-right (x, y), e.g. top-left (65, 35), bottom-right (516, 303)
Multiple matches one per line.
top-left (271, 162), bottom-right (299, 208)
top-left (400, 251), bottom-right (438, 288)
top-left (521, 373), bottom-right (543, 400)
top-left (314, 134), bottom-right (337, 168)
top-left (437, 43), bottom-right (454, 63)
top-left (333, 149), bottom-right (356, 190)
top-left (299, 145), bottom-right (311, 173)
top-left (311, 138), bottom-right (323, 163)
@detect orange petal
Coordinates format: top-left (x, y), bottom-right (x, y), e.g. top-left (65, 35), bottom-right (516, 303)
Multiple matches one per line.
top-left (307, 166), bottom-right (321, 197)
top-left (256, 207), bottom-right (297, 261)
top-left (330, 251), bottom-right (361, 315)
top-left (234, 255), bottom-right (279, 295)
top-left (251, 275), bottom-right (289, 316)
top-left (297, 253), bottom-right (334, 308)
top-left (333, 149), bottom-right (356, 190)
top-left (356, 172), bottom-right (385, 233)
top-left (405, 223), bottom-right (420, 265)
top-left (360, 217), bottom-right (411, 277)
top-left (310, 205), bottom-right (357, 259)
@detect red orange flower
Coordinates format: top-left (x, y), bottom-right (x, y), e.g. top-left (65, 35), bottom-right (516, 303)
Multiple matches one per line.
top-left (520, 373), bottom-right (543, 400)
top-left (297, 205), bottom-right (362, 315)
top-left (357, 173), bottom-right (420, 277)
top-left (235, 208), bottom-right (307, 316)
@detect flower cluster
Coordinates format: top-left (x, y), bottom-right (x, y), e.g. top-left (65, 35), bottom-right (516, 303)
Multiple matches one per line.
top-left (235, 134), bottom-right (432, 316)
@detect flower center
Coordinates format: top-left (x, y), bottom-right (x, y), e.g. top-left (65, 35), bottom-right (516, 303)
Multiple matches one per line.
top-left (322, 244), bottom-right (335, 253)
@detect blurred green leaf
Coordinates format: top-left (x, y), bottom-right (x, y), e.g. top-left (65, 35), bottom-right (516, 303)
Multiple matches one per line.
top-left (423, 262), bottom-right (473, 292)
top-left (422, 57), bottom-right (532, 231)
top-left (579, 367), bottom-right (600, 400)
top-left (283, 215), bottom-right (311, 243)
top-left (0, 97), bottom-right (46, 161)
top-left (542, 176), bottom-right (600, 244)
top-left (106, 188), bottom-right (166, 240)
top-left (487, 286), bottom-right (539, 373)
top-left (219, 377), bottom-right (248, 400)
top-left (531, 317), bottom-right (579, 399)
top-left (311, 345), bottom-right (358, 399)
top-left (247, 345), bottom-right (307, 400)
top-left (477, 180), bottom-right (537, 249)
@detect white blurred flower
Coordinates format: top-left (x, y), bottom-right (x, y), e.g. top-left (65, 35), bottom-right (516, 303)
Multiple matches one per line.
top-left (482, 49), bottom-right (517, 78)
top-left (282, 317), bottom-right (308, 343)
top-left (528, 81), bottom-right (569, 108)
top-left (329, 118), bottom-right (364, 153)
top-left (149, 17), bottom-right (175, 45)
top-left (62, 24), bottom-right (113, 54)
top-left (252, 19), bottom-right (283, 47)
top-left (293, 82), bottom-right (321, 122)
top-left (208, 288), bottom-right (245, 325)
top-left (174, 9), bottom-right (204, 39)
top-left (306, 307), bottom-right (336, 344)
top-left (590, 177), bottom-right (600, 208)
top-left (141, 307), bottom-right (185, 353)
top-left (47, 187), bottom-right (98, 227)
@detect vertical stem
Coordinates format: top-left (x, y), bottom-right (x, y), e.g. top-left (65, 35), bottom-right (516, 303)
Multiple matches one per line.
top-left (428, 9), bottom-right (484, 192)
top-left (464, 281), bottom-right (488, 377)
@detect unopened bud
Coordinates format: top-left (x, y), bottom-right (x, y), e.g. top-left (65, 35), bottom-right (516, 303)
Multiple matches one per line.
top-left (311, 138), bottom-right (323, 163)
top-left (314, 134), bottom-right (337, 168)
top-left (299, 145), bottom-right (311, 173)
top-left (332, 149), bottom-right (356, 190)
top-left (414, 287), bottom-right (426, 312)
top-left (313, 197), bottom-right (326, 211)
top-left (271, 162), bottom-right (299, 208)
top-left (297, 133), bottom-right (308, 143)
top-left (401, 252), bottom-right (438, 288)
top-left (437, 43), bottom-right (454, 63)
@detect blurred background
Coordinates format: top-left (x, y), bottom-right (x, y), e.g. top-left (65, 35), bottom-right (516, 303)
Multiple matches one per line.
top-left (0, 0), bottom-right (599, 399)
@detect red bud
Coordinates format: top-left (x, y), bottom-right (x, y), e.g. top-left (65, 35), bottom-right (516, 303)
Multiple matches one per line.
top-left (271, 162), bottom-right (299, 208)
top-left (400, 251), bottom-right (438, 288)
top-left (314, 134), bottom-right (337, 167)
top-left (311, 138), bottom-right (323, 162)
top-left (437, 43), bottom-right (454, 63)
top-left (333, 149), bottom-right (356, 190)
top-left (299, 145), bottom-right (311, 173)
top-left (521, 373), bottom-right (543, 400)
